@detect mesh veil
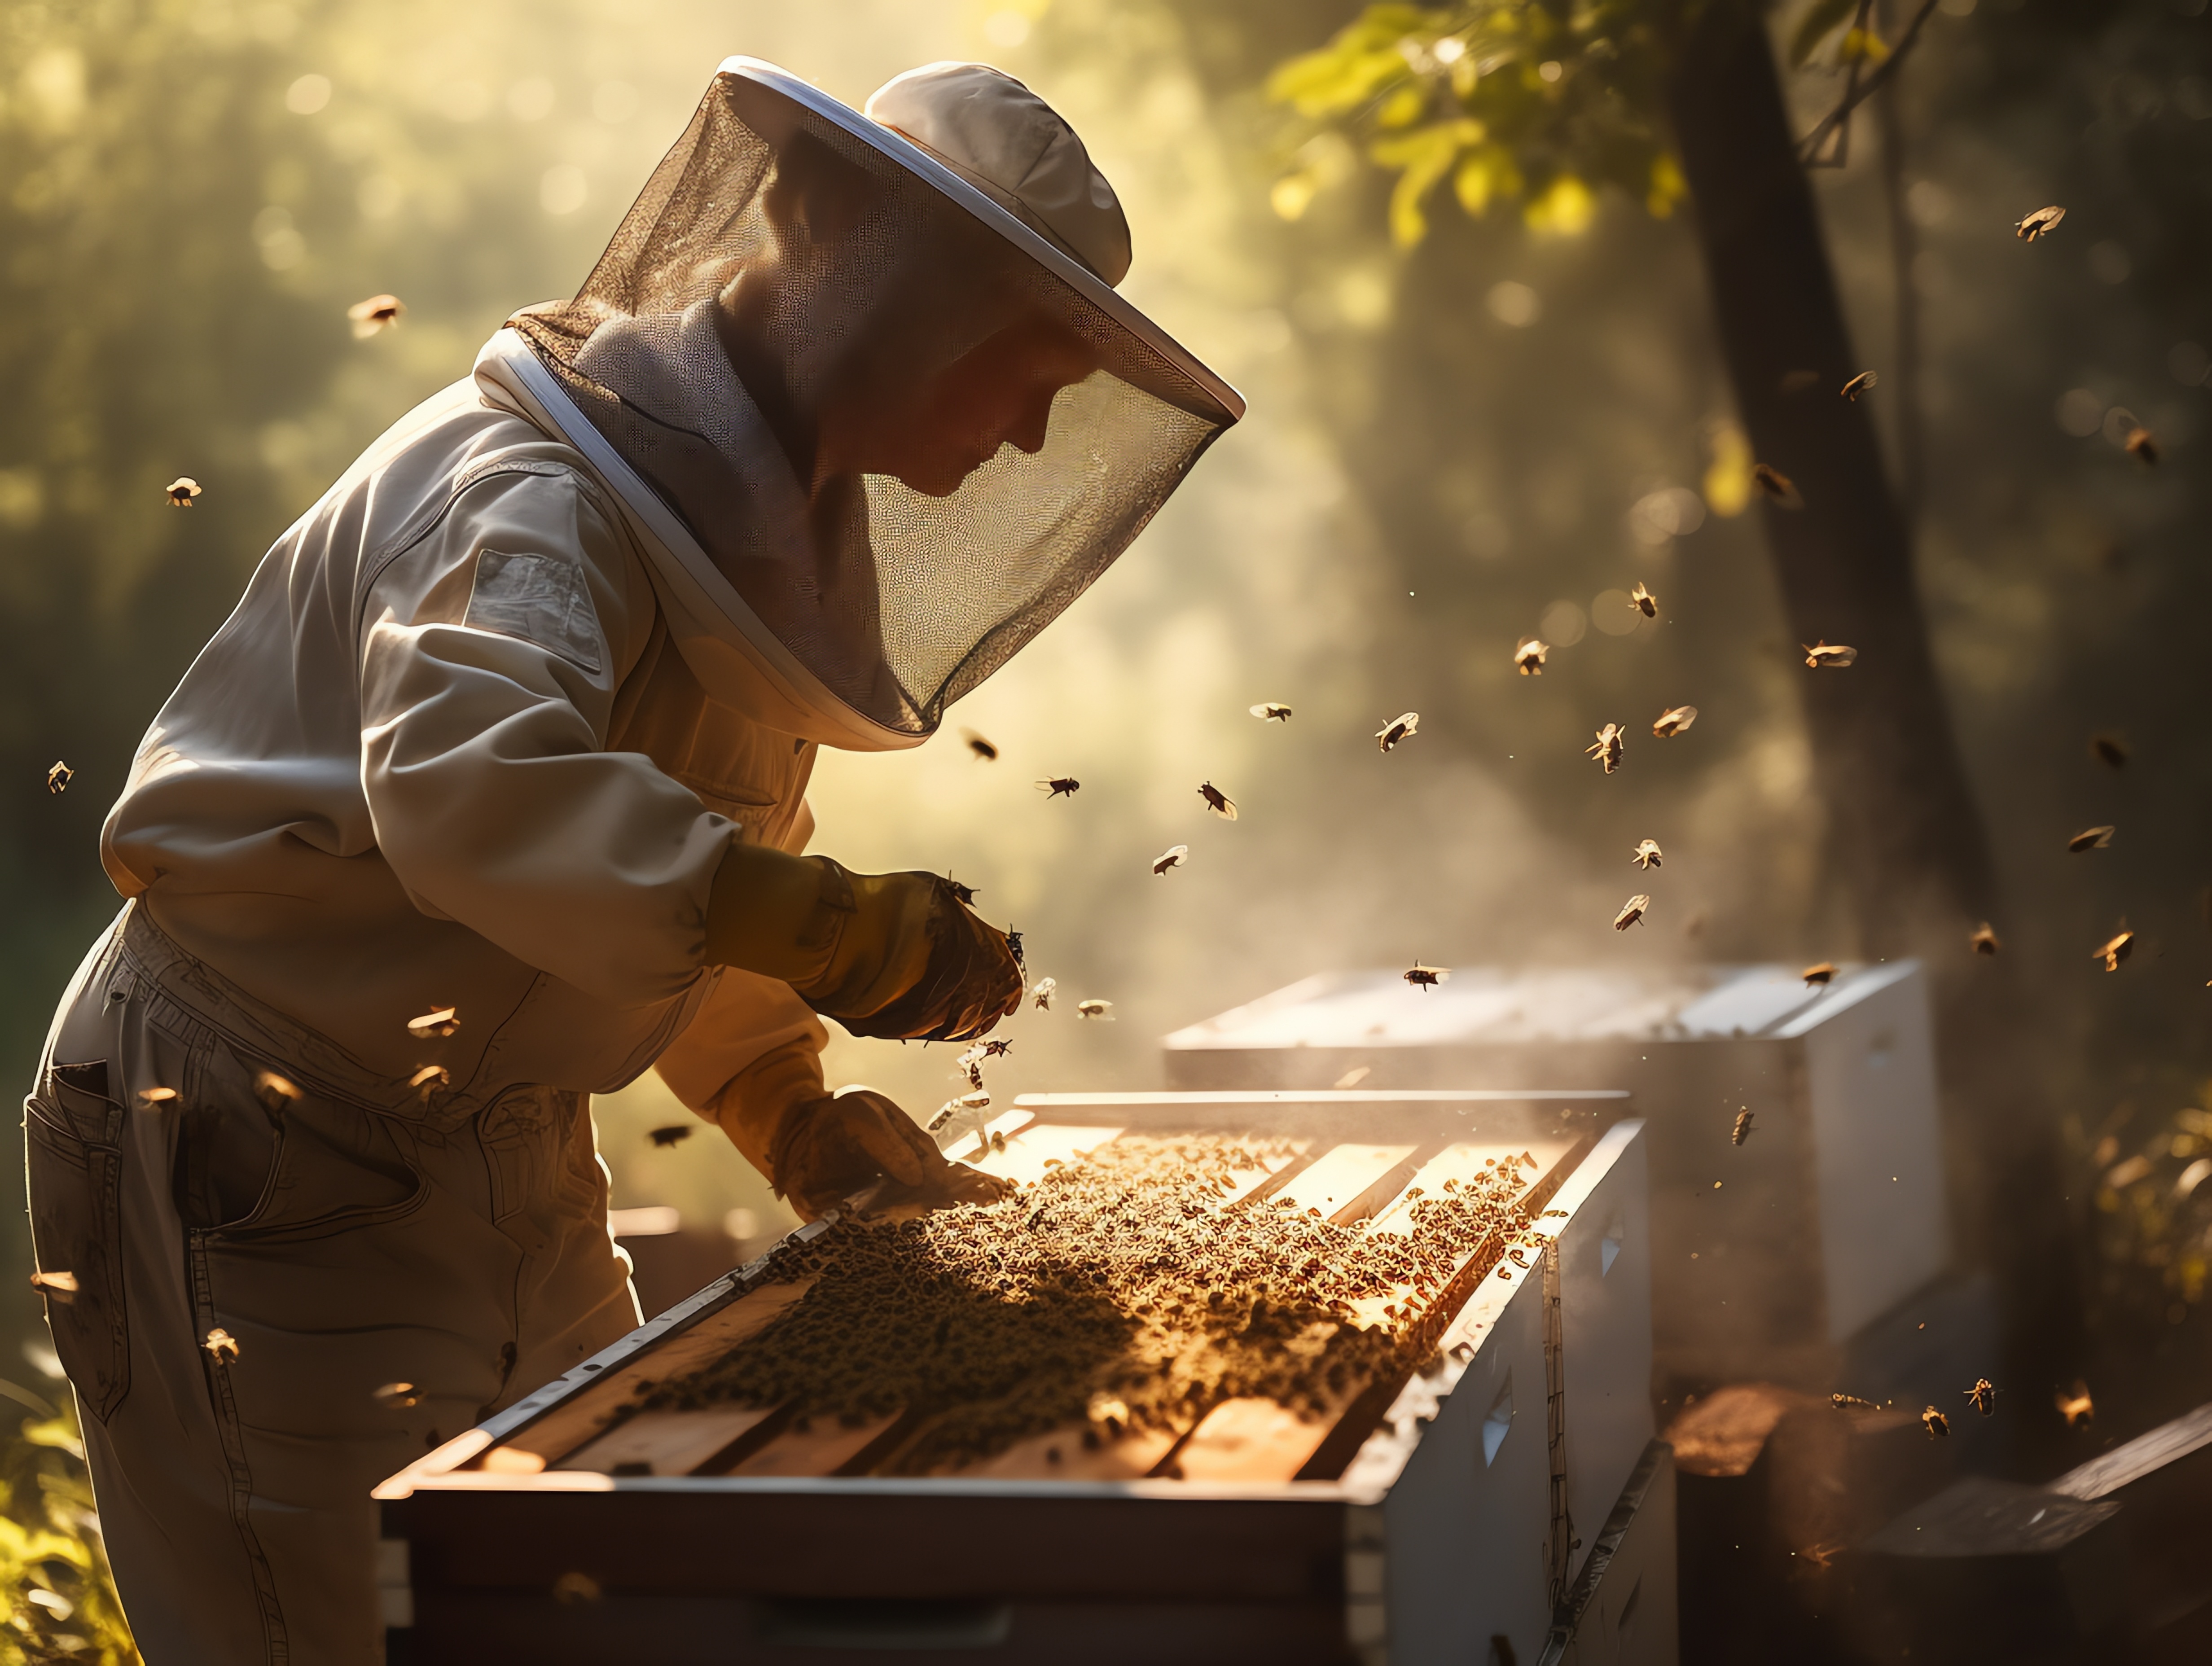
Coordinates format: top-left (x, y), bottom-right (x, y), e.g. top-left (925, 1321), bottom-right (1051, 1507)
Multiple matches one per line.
top-left (511, 66), bottom-right (1237, 738)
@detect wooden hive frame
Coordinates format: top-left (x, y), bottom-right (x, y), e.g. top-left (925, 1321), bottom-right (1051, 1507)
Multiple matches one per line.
top-left (377, 1093), bottom-right (1651, 1666)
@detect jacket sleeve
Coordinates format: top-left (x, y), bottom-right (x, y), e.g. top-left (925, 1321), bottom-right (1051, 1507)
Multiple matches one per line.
top-left (358, 463), bottom-right (733, 1006)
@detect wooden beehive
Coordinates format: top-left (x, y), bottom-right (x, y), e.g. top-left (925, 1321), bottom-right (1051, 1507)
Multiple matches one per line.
top-left (377, 1095), bottom-right (1667, 1666)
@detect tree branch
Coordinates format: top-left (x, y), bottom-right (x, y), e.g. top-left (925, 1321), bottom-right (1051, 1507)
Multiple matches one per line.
top-left (1795, 0), bottom-right (1941, 165)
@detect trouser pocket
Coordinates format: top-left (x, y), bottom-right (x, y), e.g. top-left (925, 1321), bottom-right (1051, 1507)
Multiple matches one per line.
top-left (24, 1063), bottom-right (130, 1422)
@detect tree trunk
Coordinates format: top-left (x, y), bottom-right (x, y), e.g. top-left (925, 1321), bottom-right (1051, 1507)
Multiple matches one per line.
top-left (1666, 0), bottom-right (1990, 954)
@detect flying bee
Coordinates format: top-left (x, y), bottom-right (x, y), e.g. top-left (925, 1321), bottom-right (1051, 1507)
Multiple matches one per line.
top-left (1151, 845), bottom-right (1188, 876)
top-left (1586, 724), bottom-right (1625, 774)
top-left (961, 729), bottom-right (998, 761)
top-left (1802, 640), bottom-right (1857, 669)
top-left (648, 1125), bottom-right (693, 1148)
top-left (1377, 711), bottom-right (1420, 752)
top-left (1971, 922), bottom-right (2001, 956)
top-left (1513, 638), bottom-right (1549, 675)
top-left (1732, 1108), bottom-right (1754, 1145)
top-left (203, 1328), bottom-right (241, 1365)
top-left (166, 477), bottom-right (202, 507)
top-left (1031, 977), bottom-right (1057, 1011)
top-left (2067, 825), bottom-right (2114, 853)
top-left (1632, 838), bottom-right (1662, 870)
top-left (1630, 582), bottom-right (1658, 618)
top-left (137, 1086), bottom-right (178, 1106)
top-left (1921, 1405), bottom-right (1949, 1438)
top-left (1965, 1377), bottom-right (1997, 1416)
top-left (408, 1065), bottom-right (449, 1100)
top-left (2091, 734), bottom-right (2128, 769)
top-left (2055, 1381), bottom-right (2094, 1429)
top-left (2125, 426), bottom-right (2159, 465)
top-left (28, 1271), bottom-right (77, 1304)
top-left (254, 1070), bottom-right (300, 1108)
top-left (1613, 894), bottom-right (1651, 931)
top-left (944, 872), bottom-right (978, 904)
top-left (1841, 370), bottom-right (1878, 401)
top-left (978, 1039), bottom-right (1013, 1058)
top-left (1652, 705), bottom-right (1697, 738)
top-left (373, 1381), bottom-right (422, 1409)
top-left (2015, 204), bottom-right (2066, 241)
top-left (1198, 781), bottom-right (1238, 820)
top-left (45, 761), bottom-right (72, 794)
top-left (1751, 463), bottom-right (1802, 508)
top-left (1831, 1393), bottom-right (1878, 1412)
top-left (1250, 702), bottom-right (1292, 722)
top-left (2093, 929), bottom-right (2133, 971)
top-left (1802, 961), bottom-right (1837, 985)
top-left (1076, 999), bottom-right (1114, 1020)
top-left (1036, 777), bottom-right (1080, 799)
top-left (1404, 963), bottom-right (1449, 991)
top-left (347, 293), bottom-right (405, 337)
top-left (925, 1101), bottom-right (962, 1133)
top-left (406, 1006), bottom-right (459, 1039)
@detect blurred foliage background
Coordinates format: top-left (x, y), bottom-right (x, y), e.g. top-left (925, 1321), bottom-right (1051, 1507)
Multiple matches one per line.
top-left (4, 0), bottom-right (2212, 1644)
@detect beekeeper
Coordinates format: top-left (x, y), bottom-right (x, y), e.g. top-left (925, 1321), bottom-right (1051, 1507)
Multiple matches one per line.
top-left (24, 58), bottom-right (1240, 1665)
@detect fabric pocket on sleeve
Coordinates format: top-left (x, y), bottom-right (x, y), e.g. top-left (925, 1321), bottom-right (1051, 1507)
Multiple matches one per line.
top-left (464, 548), bottom-right (606, 674)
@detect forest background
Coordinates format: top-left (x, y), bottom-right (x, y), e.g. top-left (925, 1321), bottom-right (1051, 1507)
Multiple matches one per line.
top-left (0, 0), bottom-right (2210, 1647)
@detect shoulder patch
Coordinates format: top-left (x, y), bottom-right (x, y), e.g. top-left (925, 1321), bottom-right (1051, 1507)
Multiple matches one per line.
top-left (464, 548), bottom-right (605, 674)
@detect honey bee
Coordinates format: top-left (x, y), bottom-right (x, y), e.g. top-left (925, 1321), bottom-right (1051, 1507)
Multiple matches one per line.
top-left (1970, 923), bottom-right (2001, 956)
top-left (1613, 894), bottom-right (1650, 931)
top-left (1513, 639), bottom-right (1549, 675)
top-left (203, 1328), bottom-right (241, 1365)
top-left (1198, 781), bottom-right (1238, 820)
top-left (2093, 930), bottom-right (2133, 971)
top-left (347, 293), bottom-right (405, 337)
top-left (1404, 963), bottom-right (1450, 991)
top-left (1652, 705), bottom-right (1697, 738)
top-left (1077, 999), bottom-right (1114, 1020)
top-left (1377, 712), bottom-right (1420, 752)
top-left (1802, 961), bottom-right (1837, 985)
top-left (2054, 1381), bottom-right (2094, 1429)
top-left (1965, 1377), bottom-right (1997, 1416)
top-left (2125, 427), bottom-right (2159, 465)
top-left (1151, 845), bottom-right (1188, 876)
top-left (1802, 640), bottom-right (1856, 669)
top-left (1841, 371), bottom-right (1878, 401)
top-left (254, 1070), bottom-right (300, 1107)
top-left (137, 1087), bottom-right (178, 1106)
top-left (1732, 1109), bottom-right (1754, 1145)
top-left (961, 730), bottom-right (998, 761)
top-left (373, 1381), bottom-right (423, 1408)
top-left (1586, 724), bottom-right (1625, 773)
top-left (2067, 825), bottom-right (2114, 853)
top-left (1250, 702), bottom-right (1293, 722)
top-left (648, 1125), bottom-right (693, 1148)
top-left (1630, 583), bottom-right (1658, 618)
top-left (28, 1271), bottom-right (77, 1303)
top-left (1037, 777), bottom-right (1080, 799)
top-left (408, 1065), bottom-right (450, 1100)
top-left (1751, 463), bottom-right (1802, 508)
top-left (940, 872), bottom-right (979, 905)
top-left (1031, 977), bottom-right (1057, 1011)
top-left (45, 761), bottom-right (72, 794)
top-left (2015, 204), bottom-right (2066, 241)
top-left (1921, 1405), bottom-right (1949, 1438)
top-left (406, 1006), bottom-right (459, 1039)
top-left (165, 477), bottom-right (202, 507)
top-left (1830, 1393), bottom-right (1878, 1412)
top-left (2091, 734), bottom-right (2128, 769)
top-left (1632, 838), bottom-right (1662, 870)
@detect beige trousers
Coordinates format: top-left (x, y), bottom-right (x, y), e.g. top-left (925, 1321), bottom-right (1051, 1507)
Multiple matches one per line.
top-left (24, 906), bottom-right (640, 1665)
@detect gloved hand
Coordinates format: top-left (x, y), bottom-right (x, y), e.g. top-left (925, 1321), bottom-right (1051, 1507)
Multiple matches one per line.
top-left (703, 842), bottom-right (1022, 1043)
top-left (767, 1087), bottom-right (1014, 1222)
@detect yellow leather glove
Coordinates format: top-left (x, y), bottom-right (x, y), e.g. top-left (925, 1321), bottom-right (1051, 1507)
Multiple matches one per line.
top-left (703, 842), bottom-right (1022, 1044)
top-left (707, 1039), bottom-right (1011, 1221)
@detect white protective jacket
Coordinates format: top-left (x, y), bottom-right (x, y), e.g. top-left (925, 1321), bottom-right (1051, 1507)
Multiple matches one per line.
top-left (100, 344), bottom-right (830, 1148)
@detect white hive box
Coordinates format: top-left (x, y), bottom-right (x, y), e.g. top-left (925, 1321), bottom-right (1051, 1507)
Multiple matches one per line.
top-left (1163, 962), bottom-right (1949, 1391)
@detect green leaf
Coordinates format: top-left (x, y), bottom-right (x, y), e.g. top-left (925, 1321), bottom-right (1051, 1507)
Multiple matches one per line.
top-left (1788, 0), bottom-right (1860, 68)
top-left (1371, 119), bottom-right (1480, 246)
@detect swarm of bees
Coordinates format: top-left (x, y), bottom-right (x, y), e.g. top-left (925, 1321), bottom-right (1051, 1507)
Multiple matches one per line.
top-left (1377, 712), bottom-right (1419, 753)
top-left (2093, 929), bottom-right (2133, 972)
top-left (1613, 894), bottom-right (1650, 931)
top-left (45, 761), bottom-right (72, 794)
top-left (1151, 845), bottom-right (1188, 876)
top-left (1965, 1377), bottom-right (1997, 1416)
top-left (1841, 371), bottom-right (1877, 401)
top-left (1971, 923), bottom-right (2001, 956)
top-left (2015, 204), bottom-right (2066, 241)
top-left (1630, 583), bottom-right (1658, 619)
top-left (1633, 839), bottom-right (1662, 870)
top-left (1802, 640), bottom-right (1856, 669)
top-left (166, 477), bottom-right (202, 507)
top-left (1586, 724), bottom-right (1625, 774)
top-left (1651, 705), bottom-right (1697, 739)
top-left (2066, 825), bottom-right (2114, 853)
top-left (1036, 776), bottom-right (1080, 799)
top-left (1198, 781), bottom-right (1237, 820)
top-left (648, 1125), bottom-right (693, 1148)
top-left (1404, 962), bottom-right (1449, 991)
top-left (1802, 961), bottom-right (1837, 986)
top-left (1250, 702), bottom-right (1292, 722)
top-left (347, 293), bottom-right (405, 337)
top-left (1513, 639), bottom-right (1548, 675)
top-left (1751, 463), bottom-right (1802, 508)
top-left (1732, 1109), bottom-right (1755, 1146)
top-left (1921, 1405), bottom-right (1949, 1438)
